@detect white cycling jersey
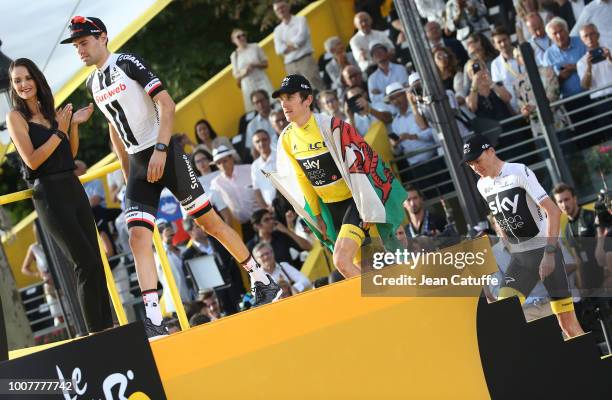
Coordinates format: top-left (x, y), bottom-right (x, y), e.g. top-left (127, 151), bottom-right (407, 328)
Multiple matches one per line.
top-left (477, 162), bottom-right (549, 252)
top-left (87, 53), bottom-right (164, 154)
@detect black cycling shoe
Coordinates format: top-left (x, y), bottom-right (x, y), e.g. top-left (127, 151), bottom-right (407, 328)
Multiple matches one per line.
top-left (252, 274), bottom-right (283, 307)
top-left (143, 317), bottom-right (169, 340)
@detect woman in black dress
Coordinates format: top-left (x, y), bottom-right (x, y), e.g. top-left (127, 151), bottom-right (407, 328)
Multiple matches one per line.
top-left (6, 58), bottom-right (113, 333)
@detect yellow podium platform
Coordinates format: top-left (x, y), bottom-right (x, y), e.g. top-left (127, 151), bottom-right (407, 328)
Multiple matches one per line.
top-left (150, 277), bottom-right (489, 399)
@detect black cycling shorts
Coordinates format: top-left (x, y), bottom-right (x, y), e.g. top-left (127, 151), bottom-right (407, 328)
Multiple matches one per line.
top-left (503, 246), bottom-right (571, 300)
top-left (325, 197), bottom-right (371, 245)
top-left (124, 140), bottom-right (211, 231)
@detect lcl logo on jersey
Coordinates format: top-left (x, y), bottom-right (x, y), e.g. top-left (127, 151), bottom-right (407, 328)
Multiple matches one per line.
top-left (488, 194), bottom-right (519, 215)
top-left (309, 142), bottom-right (324, 150)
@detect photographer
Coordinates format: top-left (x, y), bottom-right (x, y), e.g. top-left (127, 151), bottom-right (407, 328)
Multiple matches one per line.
top-left (553, 183), bottom-right (608, 294)
top-left (343, 85), bottom-right (392, 136)
top-left (403, 185), bottom-right (447, 240)
top-left (465, 59), bottom-right (515, 120)
top-left (407, 73), bottom-right (472, 143)
top-left (247, 209), bottom-right (312, 269)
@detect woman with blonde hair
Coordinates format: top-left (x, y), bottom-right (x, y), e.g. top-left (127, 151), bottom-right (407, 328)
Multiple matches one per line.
top-left (230, 29), bottom-right (274, 112)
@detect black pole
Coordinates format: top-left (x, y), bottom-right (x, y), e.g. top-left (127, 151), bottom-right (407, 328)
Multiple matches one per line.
top-left (519, 42), bottom-right (575, 187)
top-left (393, 0), bottom-right (485, 228)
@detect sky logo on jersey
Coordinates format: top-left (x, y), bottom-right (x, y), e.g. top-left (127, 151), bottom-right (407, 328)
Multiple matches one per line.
top-left (488, 194), bottom-right (519, 215)
top-left (95, 83), bottom-right (127, 103)
top-left (302, 159), bottom-right (320, 170)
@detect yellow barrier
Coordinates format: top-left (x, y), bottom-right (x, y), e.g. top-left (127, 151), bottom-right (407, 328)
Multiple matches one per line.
top-left (172, 0), bottom-right (356, 138)
top-left (0, 161), bottom-right (189, 332)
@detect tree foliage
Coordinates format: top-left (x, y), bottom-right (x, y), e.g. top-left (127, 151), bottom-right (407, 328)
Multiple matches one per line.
top-left (1, 0), bottom-right (310, 223)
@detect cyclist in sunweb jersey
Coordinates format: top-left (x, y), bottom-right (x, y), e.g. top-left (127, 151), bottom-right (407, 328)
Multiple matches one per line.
top-left (462, 135), bottom-right (584, 338)
top-left (61, 16), bottom-right (281, 339)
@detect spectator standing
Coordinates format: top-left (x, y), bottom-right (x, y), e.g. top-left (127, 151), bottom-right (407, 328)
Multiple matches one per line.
top-left (544, 17), bottom-right (587, 99)
top-left (577, 23), bottom-right (612, 99)
top-left (344, 85), bottom-right (392, 136)
top-left (269, 110), bottom-right (289, 141)
top-left (367, 42), bottom-right (409, 104)
top-left (385, 83), bottom-right (436, 166)
top-left (246, 89), bottom-right (278, 154)
top-left (349, 11), bottom-right (395, 73)
top-left (341, 65), bottom-right (368, 99)
top-left (490, 27), bottom-right (520, 111)
top-left (189, 146), bottom-right (232, 224)
top-left (324, 36), bottom-right (358, 94)
top-left (459, 33), bottom-right (499, 98)
top-left (515, 0), bottom-right (553, 43)
top-left (432, 47), bottom-right (464, 94)
top-left (444, 0), bottom-right (490, 44)
top-left (230, 29), bottom-right (274, 113)
top-left (273, 0), bottom-right (325, 90)
top-left (465, 59), bottom-right (515, 120)
top-left (571, 0), bottom-right (612, 46)
top-left (251, 130), bottom-right (278, 209)
top-left (403, 186), bottom-right (447, 239)
top-left (318, 90), bottom-right (348, 120)
top-left (425, 21), bottom-right (469, 67)
top-left (525, 12), bottom-right (553, 66)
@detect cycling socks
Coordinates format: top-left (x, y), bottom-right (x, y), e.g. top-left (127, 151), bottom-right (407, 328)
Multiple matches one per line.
top-left (240, 255), bottom-right (270, 286)
top-left (142, 289), bottom-right (162, 325)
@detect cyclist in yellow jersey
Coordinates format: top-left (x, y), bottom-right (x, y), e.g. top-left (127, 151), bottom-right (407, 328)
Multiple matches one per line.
top-left (272, 75), bottom-right (406, 277)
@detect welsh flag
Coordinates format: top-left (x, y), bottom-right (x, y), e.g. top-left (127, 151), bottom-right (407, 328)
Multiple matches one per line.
top-left (265, 113), bottom-right (406, 252)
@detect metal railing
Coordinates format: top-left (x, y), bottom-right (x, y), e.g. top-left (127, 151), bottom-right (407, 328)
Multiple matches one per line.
top-left (0, 161), bottom-right (192, 334)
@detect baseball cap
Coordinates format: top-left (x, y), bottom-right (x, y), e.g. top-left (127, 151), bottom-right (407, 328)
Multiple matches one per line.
top-left (212, 145), bottom-right (237, 163)
top-left (60, 16), bottom-right (107, 44)
top-left (272, 74), bottom-right (312, 98)
top-left (383, 82), bottom-right (408, 103)
top-left (369, 41), bottom-right (387, 55)
top-left (461, 135), bottom-right (493, 163)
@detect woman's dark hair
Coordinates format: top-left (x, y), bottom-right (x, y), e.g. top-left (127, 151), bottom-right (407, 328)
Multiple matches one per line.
top-left (190, 147), bottom-right (217, 175)
top-left (433, 47), bottom-right (458, 76)
top-left (468, 32), bottom-right (498, 62)
top-left (8, 58), bottom-right (55, 124)
top-left (194, 119), bottom-right (218, 144)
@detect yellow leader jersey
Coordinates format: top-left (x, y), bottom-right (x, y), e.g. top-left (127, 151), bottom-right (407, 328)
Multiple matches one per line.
top-left (281, 114), bottom-right (352, 215)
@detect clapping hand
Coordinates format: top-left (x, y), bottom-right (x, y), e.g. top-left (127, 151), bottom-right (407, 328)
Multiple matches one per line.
top-left (71, 103), bottom-right (94, 125)
top-left (55, 103), bottom-right (73, 134)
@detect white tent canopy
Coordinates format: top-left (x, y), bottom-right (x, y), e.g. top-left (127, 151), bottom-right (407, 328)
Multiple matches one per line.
top-left (0, 0), bottom-right (168, 144)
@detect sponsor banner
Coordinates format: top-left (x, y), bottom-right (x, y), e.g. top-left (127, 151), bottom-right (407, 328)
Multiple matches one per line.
top-left (0, 322), bottom-right (166, 399)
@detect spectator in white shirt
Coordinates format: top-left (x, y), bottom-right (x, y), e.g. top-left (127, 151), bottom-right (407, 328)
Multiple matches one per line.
top-left (253, 242), bottom-right (312, 294)
top-left (343, 85), bottom-right (393, 136)
top-left (324, 36), bottom-right (358, 94)
top-left (571, 0), bottom-right (612, 46)
top-left (273, 0), bottom-right (325, 90)
top-left (251, 130), bottom-right (277, 209)
top-left (367, 42), bottom-right (409, 104)
top-left (349, 11), bottom-right (395, 73)
top-left (526, 12), bottom-right (553, 66)
top-left (211, 145), bottom-right (259, 242)
top-left (246, 89), bottom-right (278, 156)
top-left (490, 26), bottom-right (520, 111)
top-left (317, 90), bottom-right (347, 120)
top-left (577, 23), bottom-right (612, 99)
top-left (384, 83), bottom-right (436, 165)
top-left (190, 146), bottom-right (232, 224)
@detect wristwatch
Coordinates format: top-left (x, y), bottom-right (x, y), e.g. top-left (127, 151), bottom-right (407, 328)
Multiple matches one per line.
top-left (154, 142), bottom-right (169, 152)
top-left (544, 244), bottom-right (557, 254)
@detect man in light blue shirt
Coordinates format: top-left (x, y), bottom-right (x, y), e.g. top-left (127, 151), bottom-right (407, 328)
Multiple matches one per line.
top-left (367, 42), bottom-right (409, 104)
top-left (526, 12), bottom-right (552, 66)
top-left (544, 17), bottom-right (587, 97)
